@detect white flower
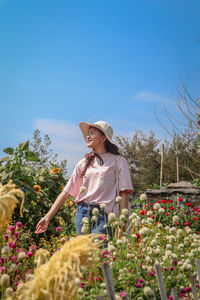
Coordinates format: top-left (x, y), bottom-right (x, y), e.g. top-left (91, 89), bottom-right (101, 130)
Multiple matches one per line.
top-left (82, 217), bottom-right (89, 224)
top-left (81, 225), bottom-right (88, 234)
top-left (100, 203), bottom-right (106, 210)
top-left (139, 227), bottom-right (149, 235)
top-left (116, 239), bottom-right (122, 245)
top-left (173, 215), bottom-right (179, 223)
top-left (140, 193), bottom-right (147, 201)
top-left (127, 253), bottom-right (132, 259)
top-left (92, 208), bottom-right (99, 215)
top-left (165, 250), bottom-right (173, 257)
top-left (150, 239), bottom-right (157, 246)
top-left (177, 229), bottom-right (183, 236)
top-left (129, 212), bottom-right (137, 220)
top-left (5, 287), bottom-right (13, 297)
top-left (147, 217), bottom-right (153, 224)
top-left (185, 226), bottom-right (192, 233)
top-left (157, 223), bottom-right (163, 228)
top-left (155, 248), bottom-right (161, 254)
top-left (116, 196), bottom-right (122, 203)
top-left (108, 245), bottom-right (115, 252)
top-left (166, 244), bottom-right (172, 249)
top-left (120, 214), bottom-right (126, 221)
top-left (159, 208), bottom-right (165, 213)
top-left (131, 234), bottom-right (137, 239)
top-left (153, 203), bottom-right (161, 210)
top-left (18, 252), bottom-right (26, 261)
top-left (1, 246), bottom-right (10, 256)
top-left (103, 224), bottom-right (108, 229)
top-left (121, 236), bottom-right (128, 244)
top-left (145, 256), bottom-right (151, 263)
top-left (147, 211), bottom-right (152, 216)
top-left (79, 186), bottom-right (87, 193)
top-left (121, 208), bottom-right (129, 216)
top-left (108, 213), bottom-right (116, 223)
top-left (91, 215), bottom-right (97, 222)
top-left (169, 227), bottom-right (176, 234)
top-left (143, 286), bottom-right (154, 296)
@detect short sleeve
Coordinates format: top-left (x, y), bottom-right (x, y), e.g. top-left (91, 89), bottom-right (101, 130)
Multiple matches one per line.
top-left (118, 156), bottom-right (134, 194)
top-left (63, 160), bottom-right (83, 198)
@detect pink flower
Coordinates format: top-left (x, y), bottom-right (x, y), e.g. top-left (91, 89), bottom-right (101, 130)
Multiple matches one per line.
top-left (100, 235), bottom-right (106, 240)
top-left (29, 245), bottom-right (36, 252)
top-left (120, 292), bottom-right (127, 298)
top-left (0, 266), bottom-right (7, 273)
top-left (136, 283), bottom-right (141, 288)
top-left (56, 227), bottom-right (61, 232)
top-left (4, 234), bottom-right (9, 241)
top-left (14, 231), bottom-right (19, 237)
top-left (16, 222), bottom-right (22, 229)
top-left (26, 251), bottom-right (33, 258)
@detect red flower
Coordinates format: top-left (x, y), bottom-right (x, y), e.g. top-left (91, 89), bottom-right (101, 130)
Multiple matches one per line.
top-left (194, 217), bottom-right (198, 221)
top-left (186, 222), bottom-right (191, 226)
top-left (168, 200), bottom-right (172, 204)
top-left (178, 197), bottom-right (183, 202)
top-left (162, 200), bottom-right (167, 203)
top-left (157, 201), bottom-right (161, 203)
top-left (186, 203), bottom-right (192, 207)
top-left (170, 207), bottom-right (175, 210)
top-left (165, 213), bottom-right (169, 216)
top-left (185, 212), bottom-right (189, 215)
top-left (140, 210), bottom-right (146, 215)
top-left (149, 203), bottom-right (151, 205)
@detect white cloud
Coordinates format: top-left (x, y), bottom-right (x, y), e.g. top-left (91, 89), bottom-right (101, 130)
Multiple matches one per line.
top-left (133, 91), bottom-right (173, 105)
top-left (33, 119), bottom-right (88, 174)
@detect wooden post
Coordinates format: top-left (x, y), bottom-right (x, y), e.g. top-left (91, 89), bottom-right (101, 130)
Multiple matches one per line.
top-left (155, 264), bottom-right (167, 300)
top-left (95, 296), bottom-right (105, 300)
top-left (190, 275), bottom-right (198, 300)
top-left (176, 156), bottom-right (179, 182)
top-left (160, 145), bottom-right (164, 188)
top-left (102, 262), bottom-right (116, 300)
top-left (195, 259), bottom-right (200, 286)
top-left (171, 287), bottom-right (179, 300)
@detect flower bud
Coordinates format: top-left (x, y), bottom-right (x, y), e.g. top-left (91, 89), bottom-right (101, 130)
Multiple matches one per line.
top-left (0, 274), bottom-right (10, 287)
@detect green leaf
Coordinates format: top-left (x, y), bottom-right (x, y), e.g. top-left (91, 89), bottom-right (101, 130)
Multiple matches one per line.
top-left (19, 140), bottom-right (29, 151)
top-left (134, 197), bottom-right (140, 204)
top-left (3, 147), bottom-right (14, 155)
top-left (25, 151), bottom-right (40, 162)
top-left (0, 156), bottom-right (10, 162)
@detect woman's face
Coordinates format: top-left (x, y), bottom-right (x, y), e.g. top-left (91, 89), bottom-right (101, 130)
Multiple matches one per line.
top-left (86, 127), bottom-right (106, 149)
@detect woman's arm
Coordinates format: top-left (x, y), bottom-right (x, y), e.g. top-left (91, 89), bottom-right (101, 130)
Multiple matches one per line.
top-left (35, 191), bottom-right (69, 234)
top-left (119, 190), bottom-right (129, 211)
top-left (45, 191), bottom-right (69, 222)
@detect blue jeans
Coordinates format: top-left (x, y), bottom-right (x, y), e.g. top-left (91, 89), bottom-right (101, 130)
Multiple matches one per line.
top-left (75, 202), bottom-right (112, 237)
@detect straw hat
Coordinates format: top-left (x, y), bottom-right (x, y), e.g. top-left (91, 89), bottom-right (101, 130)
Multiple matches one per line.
top-left (79, 121), bottom-right (117, 146)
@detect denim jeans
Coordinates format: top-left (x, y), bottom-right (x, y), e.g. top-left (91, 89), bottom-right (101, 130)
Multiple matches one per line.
top-left (75, 202), bottom-right (112, 237)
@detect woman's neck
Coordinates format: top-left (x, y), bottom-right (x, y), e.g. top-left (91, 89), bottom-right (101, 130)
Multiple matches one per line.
top-left (93, 146), bottom-right (108, 155)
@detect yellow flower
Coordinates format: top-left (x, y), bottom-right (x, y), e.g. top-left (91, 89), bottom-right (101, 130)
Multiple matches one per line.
top-left (34, 185), bottom-right (41, 194)
top-left (50, 168), bottom-right (61, 174)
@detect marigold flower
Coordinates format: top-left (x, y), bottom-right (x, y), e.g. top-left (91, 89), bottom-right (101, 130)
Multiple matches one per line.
top-left (34, 185), bottom-right (41, 194)
top-left (50, 168), bottom-right (61, 174)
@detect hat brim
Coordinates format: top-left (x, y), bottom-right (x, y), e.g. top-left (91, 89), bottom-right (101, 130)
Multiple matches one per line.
top-left (79, 122), bottom-right (117, 147)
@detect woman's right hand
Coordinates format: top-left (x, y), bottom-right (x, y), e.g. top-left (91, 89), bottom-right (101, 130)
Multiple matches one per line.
top-left (35, 217), bottom-right (50, 234)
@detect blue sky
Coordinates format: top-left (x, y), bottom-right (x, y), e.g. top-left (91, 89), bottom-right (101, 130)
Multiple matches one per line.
top-left (0, 0), bottom-right (199, 173)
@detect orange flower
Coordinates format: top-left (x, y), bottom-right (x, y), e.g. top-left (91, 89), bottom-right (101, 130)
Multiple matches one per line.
top-left (67, 199), bottom-right (73, 207)
top-left (61, 185), bottom-right (64, 191)
top-left (50, 168), bottom-right (61, 174)
top-left (34, 185), bottom-right (41, 194)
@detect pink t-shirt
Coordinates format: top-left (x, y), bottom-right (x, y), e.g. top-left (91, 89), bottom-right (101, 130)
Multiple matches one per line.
top-left (63, 153), bottom-right (134, 214)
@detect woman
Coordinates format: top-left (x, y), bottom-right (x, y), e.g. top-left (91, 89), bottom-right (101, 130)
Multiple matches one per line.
top-left (35, 121), bottom-right (133, 236)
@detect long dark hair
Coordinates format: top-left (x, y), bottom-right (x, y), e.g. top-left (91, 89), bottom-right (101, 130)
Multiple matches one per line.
top-left (80, 126), bottom-right (120, 177)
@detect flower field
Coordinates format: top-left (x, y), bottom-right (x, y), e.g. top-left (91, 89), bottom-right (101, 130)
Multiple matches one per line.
top-left (0, 182), bottom-right (200, 299)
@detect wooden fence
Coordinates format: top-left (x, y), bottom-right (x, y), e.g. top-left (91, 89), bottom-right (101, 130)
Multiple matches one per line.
top-left (94, 259), bottom-right (200, 300)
